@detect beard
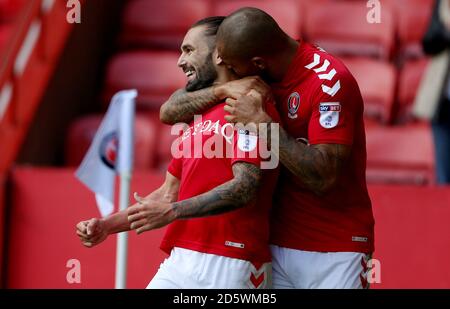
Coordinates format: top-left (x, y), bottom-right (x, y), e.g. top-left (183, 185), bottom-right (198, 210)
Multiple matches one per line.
top-left (185, 55), bottom-right (217, 92)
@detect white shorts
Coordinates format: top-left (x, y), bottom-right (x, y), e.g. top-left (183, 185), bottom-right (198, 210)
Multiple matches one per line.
top-left (270, 245), bottom-right (371, 289)
top-left (147, 247), bottom-right (272, 289)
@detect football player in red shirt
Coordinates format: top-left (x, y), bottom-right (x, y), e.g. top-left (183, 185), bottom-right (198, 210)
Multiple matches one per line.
top-left (160, 8), bottom-right (375, 289)
top-left (76, 16), bottom-right (280, 289)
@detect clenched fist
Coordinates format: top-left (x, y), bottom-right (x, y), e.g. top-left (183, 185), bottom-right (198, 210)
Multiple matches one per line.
top-left (76, 218), bottom-right (108, 248)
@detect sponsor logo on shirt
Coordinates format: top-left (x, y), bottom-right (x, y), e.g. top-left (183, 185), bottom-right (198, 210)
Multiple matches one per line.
top-left (170, 115), bottom-right (281, 169)
top-left (181, 119), bottom-right (230, 142)
top-left (319, 104), bottom-right (341, 112)
top-left (287, 92), bottom-right (300, 119)
top-left (319, 102), bottom-right (341, 129)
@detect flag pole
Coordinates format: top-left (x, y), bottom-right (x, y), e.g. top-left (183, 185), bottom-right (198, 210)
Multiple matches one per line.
top-left (115, 172), bottom-right (131, 289)
top-left (74, 89), bottom-right (136, 289)
top-left (114, 90), bottom-right (136, 289)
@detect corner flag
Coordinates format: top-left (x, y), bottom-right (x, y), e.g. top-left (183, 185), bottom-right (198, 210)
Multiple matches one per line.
top-left (75, 89), bottom-right (137, 217)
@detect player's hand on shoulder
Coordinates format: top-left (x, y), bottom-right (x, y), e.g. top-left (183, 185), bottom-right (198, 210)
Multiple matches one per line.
top-left (221, 76), bottom-right (272, 101)
top-left (224, 89), bottom-right (272, 125)
top-left (75, 218), bottom-right (108, 248)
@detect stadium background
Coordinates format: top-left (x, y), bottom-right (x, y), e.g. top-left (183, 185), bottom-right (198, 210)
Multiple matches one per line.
top-left (0, 0), bottom-right (449, 288)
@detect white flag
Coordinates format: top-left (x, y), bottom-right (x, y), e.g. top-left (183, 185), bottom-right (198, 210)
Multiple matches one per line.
top-left (75, 89), bottom-right (137, 217)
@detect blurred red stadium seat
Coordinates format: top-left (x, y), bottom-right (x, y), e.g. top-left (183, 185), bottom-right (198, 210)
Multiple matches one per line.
top-left (119, 0), bottom-right (211, 50)
top-left (342, 57), bottom-right (397, 124)
top-left (65, 113), bottom-right (159, 169)
top-left (0, 0), bottom-right (25, 22)
top-left (397, 58), bottom-right (429, 123)
top-left (0, 23), bottom-right (11, 50)
top-left (386, 0), bottom-right (434, 60)
top-left (304, 1), bottom-right (395, 60)
top-left (365, 122), bottom-right (435, 185)
top-left (103, 51), bottom-right (186, 111)
top-left (212, 0), bottom-right (302, 39)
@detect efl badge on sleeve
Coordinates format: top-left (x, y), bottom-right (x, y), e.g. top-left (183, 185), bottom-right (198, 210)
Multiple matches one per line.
top-left (319, 102), bottom-right (341, 128)
top-left (287, 92), bottom-right (300, 119)
top-left (238, 129), bottom-right (257, 152)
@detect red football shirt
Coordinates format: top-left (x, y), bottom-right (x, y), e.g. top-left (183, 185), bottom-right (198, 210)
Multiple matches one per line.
top-left (161, 101), bottom-right (280, 264)
top-left (270, 42), bottom-right (375, 253)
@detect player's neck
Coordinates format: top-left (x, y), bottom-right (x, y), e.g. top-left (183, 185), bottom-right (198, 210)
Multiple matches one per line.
top-left (270, 38), bottom-right (299, 82)
top-left (214, 66), bottom-right (238, 85)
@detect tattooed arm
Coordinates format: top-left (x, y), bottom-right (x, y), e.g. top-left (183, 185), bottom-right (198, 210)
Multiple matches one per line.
top-left (224, 89), bottom-right (351, 196)
top-left (172, 162), bottom-right (261, 219)
top-left (278, 128), bottom-right (350, 195)
top-left (260, 122), bottom-right (351, 195)
top-left (160, 77), bottom-right (272, 124)
top-left (76, 172), bottom-right (179, 247)
top-left (160, 87), bottom-right (222, 124)
top-left (127, 162), bottom-right (261, 233)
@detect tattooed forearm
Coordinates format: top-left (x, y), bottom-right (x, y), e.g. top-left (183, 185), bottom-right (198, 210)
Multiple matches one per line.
top-left (160, 87), bottom-right (222, 124)
top-left (171, 162), bottom-right (261, 219)
top-left (264, 125), bottom-right (350, 195)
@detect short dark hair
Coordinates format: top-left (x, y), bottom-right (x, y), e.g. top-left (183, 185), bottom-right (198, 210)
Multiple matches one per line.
top-left (191, 16), bottom-right (226, 36)
top-left (217, 8), bottom-right (287, 60)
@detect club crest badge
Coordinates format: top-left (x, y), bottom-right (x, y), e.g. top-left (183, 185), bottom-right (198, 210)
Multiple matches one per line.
top-left (287, 92), bottom-right (300, 119)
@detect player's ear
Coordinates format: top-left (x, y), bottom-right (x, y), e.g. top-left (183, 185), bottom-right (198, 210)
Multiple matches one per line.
top-left (214, 48), bottom-right (223, 65)
top-left (251, 57), bottom-right (266, 70)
